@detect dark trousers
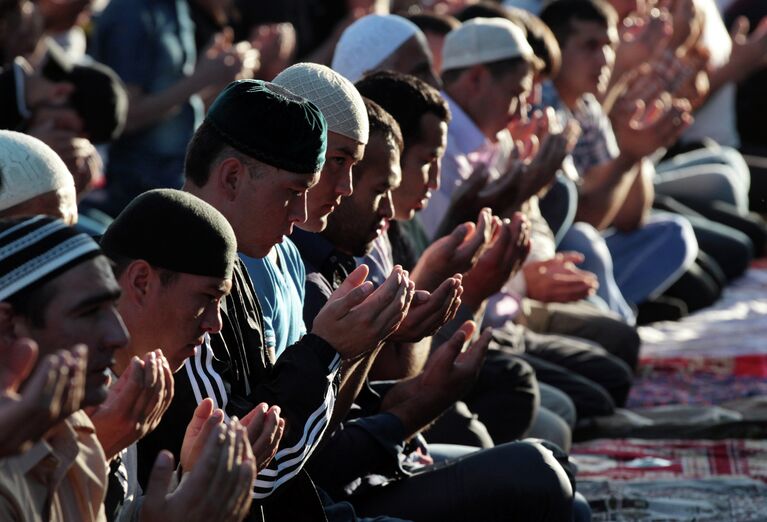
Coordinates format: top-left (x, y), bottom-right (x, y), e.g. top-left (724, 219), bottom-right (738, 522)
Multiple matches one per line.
top-left (523, 300), bottom-right (641, 371)
top-left (519, 329), bottom-right (633, 418)
top-left (350, 441), bottom-right (574, 522)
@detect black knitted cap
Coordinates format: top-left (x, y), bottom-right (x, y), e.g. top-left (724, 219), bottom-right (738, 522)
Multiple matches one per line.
top-left (205, 79), bottom-right (328, 174)
top-left (101, 189), bottom-right (237, 279)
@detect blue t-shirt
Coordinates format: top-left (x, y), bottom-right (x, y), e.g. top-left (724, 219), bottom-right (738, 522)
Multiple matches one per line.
top-left (240, 237), bottom-right (307, 358)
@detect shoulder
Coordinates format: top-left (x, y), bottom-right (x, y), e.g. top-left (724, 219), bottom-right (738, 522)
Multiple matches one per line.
top-left (277, 238), bottom-right (306, 278)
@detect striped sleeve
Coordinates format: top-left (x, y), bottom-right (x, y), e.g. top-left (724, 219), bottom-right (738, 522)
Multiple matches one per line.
top-left (182, 333), bottom-right (341, 499)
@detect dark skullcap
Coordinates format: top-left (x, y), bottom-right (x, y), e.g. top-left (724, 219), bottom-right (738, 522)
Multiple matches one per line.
top-left (101, 189), bottom-right (237, 280)
top-left (0, 216), bottom-right (101, 301)
top-left (205, 79), bottom-right (328, 174)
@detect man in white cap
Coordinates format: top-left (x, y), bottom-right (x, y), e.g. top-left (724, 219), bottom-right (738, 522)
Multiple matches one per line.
top-left (418, 17), bottom-right (554, 236)
top-left (331, 14), bottom-right (440, 88)
top-left (0, 130), bottom-right (78, 225)
top-left (235, 62), bottom-right (369, 365)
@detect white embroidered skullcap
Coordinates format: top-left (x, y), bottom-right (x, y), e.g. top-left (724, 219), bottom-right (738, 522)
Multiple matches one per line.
top-left (0, 130), bottom-right (74, 211)
top-left (441, 17), bottom-right (536, 73)
top-left (332, 14), bottom-right (422, 83)
top-left (273, 63), bottom-right (369, 145)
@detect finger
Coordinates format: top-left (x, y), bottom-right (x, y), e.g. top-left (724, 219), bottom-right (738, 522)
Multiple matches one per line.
top-left (328, 264), bottom-right (370, 302)
top-left (186, 397), bottom-right (215, 438)
top-left (444, 223), bottom-right (472, 251)
top-left (62, 345), bottom-right (87, 415)
top-left (232, 423), bottom-right (256, 518)
top-left (459, 209), bottom-right (492, 260)
top-left (143, 450), bottom-right (175, 506)
top-left (48, 355), bottom-right (70, 419)
top-left (557, 251), bottom-right (586, 265)
top-left (242, 403), bottom-right (267, 444)
top-left (158, 354), bottom-right (174, 416)
top-left (427, 321), bottom-right (477, 378)
top-left (254, 407), bottom-right (280, 465)
top-left (198, 424), bottom-right (229, 493)
top-left (456, 328), bottom-right (493, 371)
top-left (328, 280), bottom-right (375, 320)
top-left (188, 407), bottom-right (225, 470)
top-left (212, 425), bottom-right (237, 497)
top-left (373, 275), bottom-right (411, 335)
top-left (29, 353), bottom-right (65, 420)
top-left (730, 16), bottom-right (750, 43)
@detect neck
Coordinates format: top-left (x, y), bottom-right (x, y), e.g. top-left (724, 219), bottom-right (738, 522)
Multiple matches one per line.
top-left (552, 78), bottom-right (580, 109)
top-left (444, 83), bottom-right (496, 141)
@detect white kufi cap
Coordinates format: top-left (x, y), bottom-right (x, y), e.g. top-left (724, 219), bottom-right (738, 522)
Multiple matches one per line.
top-left (332, 14), bottom-right (422, 83)
top-left (273, 63), bottom-right (369, 145)
top-left (441, 17), bottom-right (535, 74)
top-left (0, 130), bottom-right (74, 211)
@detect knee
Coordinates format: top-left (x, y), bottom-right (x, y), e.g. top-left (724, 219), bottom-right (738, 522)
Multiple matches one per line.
top-left (600, 320), bottom-right (641, 370)
top-left (602, 354), bottom-right (634, 406)
top-left (650, 215), bottom-right (698, 269)
top-left (505, 441), bottom-right (574, 520)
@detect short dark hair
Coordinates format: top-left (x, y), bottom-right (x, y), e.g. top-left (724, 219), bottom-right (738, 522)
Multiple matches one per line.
top-left (356, 71), bottom-right (450, 153)
top-left (441, 56), bottom-right (529, 86)
top-left (363, 98), bottom-right (404, 153)
top-left (184, 120), bottom-right (267, 187)
top-left (512, 8), bottom-right (562, 78)
top-left (407, 12), bottom-right (460, 36)
top-left (184, 120), bottom-right (228, 187)
top-left (110, 253), bottom-right (180, 287)
top-left (540, 0), bottom-right (618, 48)
top-left (455, 2), bottom-right (523, 24)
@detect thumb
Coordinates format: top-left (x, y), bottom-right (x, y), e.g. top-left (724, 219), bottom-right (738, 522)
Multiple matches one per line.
top-left (730, 16), bottom-right (750, 43)
top-left (1, 338), bottom-right (38, 392)
top-left (426, 321), bottom-right (476, 378)
top-left (558, 251), bottom-right (585, 265)
top-left (113, 356), bottom-right (142, 396)
top-left (443, 223), bottom-right (471, 249)
top-left (144, 451), bottom-right (175, 505)
top-left (329, 281), bottom-right (374, 318)
top-left (330, 264), bottom-right (369, 301)
top-left (186, 398), bottom-right (215, 436)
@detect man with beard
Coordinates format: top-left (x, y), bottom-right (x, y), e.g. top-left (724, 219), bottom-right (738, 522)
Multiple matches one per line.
top-left (293, 99), bottom-right (573, 522)
top-left (139, 79), bottom-right (415, 519)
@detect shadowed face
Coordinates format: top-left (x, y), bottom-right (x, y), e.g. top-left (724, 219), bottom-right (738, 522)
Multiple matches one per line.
top-left (302, 132), bottom-right (365, 232)
top-left (15, 256), bottom-right (128, 407)
top-left (323, 132), bottom-right (402, 256)
top-left (394, 113), bottom-right (447, 220)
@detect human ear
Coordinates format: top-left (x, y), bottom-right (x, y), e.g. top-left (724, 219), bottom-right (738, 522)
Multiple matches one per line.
top-left (215, 157), bottom-right (246, 202)
top-left (124, 260), bottom-right (153, 306)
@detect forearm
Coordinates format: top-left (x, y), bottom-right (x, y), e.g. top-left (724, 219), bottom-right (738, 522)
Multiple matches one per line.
top-left (611, 159), bottom-right (653, 232)
top-left (328, 347), bottom-right (382, 432)
top-left (123, 76), bottom-right (206, 133)
top-left (369, 339), bottom-right (431, 381)
top-left (307, 412), bottom-right (407, 495)
top-left (576, 154), bottom-right (640, 230)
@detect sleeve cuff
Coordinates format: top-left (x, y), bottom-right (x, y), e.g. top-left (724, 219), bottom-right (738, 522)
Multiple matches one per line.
top-left (299, 333), bottom-right (341, 373)
top-left (345, 412), bottom-right (406, 456)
